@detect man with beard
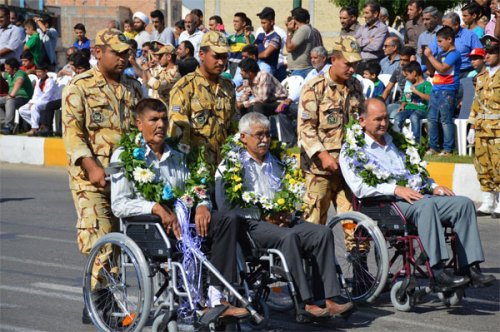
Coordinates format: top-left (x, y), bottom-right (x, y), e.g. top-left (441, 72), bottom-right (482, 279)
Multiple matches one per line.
top-left (132, 11), bottom-right (151, 49)
top-left (405, 0), bottom-right (426, 48)
top-left (339, 6), bottom-right (360, 37)
top-left (179, 13), bottom-right (205, 61)
top-left (62, 28), bottom-right (143, 324)
top-left (417, 6), bottom-right (442, 65)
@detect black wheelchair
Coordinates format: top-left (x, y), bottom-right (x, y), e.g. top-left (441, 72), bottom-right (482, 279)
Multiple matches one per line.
top-left (327, 195), bottom-right (466, 312)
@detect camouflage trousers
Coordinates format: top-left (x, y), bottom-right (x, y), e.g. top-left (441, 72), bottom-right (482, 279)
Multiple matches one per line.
top-left (474, 137), bottom-right (500, 192)
top-left (71, 189), bottom-right (118, 289)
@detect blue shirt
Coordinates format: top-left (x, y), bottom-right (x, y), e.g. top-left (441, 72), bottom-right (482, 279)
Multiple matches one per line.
top-left (432, 49), bottom-right (461, 91)
top-left (254, 31), bottom-right (281, 71)
top-left (73, 37), bottom-right (91, 50)
top-left (380, 55), bottom-right (400, 75)
top-left (429, 27), bottom-right (482, 72)
top-left (417, 24), bottom-right (442, 68)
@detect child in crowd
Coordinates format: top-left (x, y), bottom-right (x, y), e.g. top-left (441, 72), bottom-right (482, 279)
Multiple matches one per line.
top-left (23, 19), bottom-right (43, 66)
top-left (73, 23), bottom-right (90, 50)
top-left (18, 63), bottom-right (59, 136)
top-left (20, 51), bottom-right (36, 75)
top-left (462, 2), bottom-right (485, 39)
top-left (393, 61), bottom-right (432, 143)
top-left (467, 48), bottom-right (487, 79)
top-left (424, 26), bottom-right (462, 156)
top-left (123, 19), bottom-right (137, 40)
top-left (362, 60), bottom-right (386, 98)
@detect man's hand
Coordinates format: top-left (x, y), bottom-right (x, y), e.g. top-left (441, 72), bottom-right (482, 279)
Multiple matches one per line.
top-left (195, 205), bottom-right (211, 237)
top-left (286, 19), bottom-right (297, 33)
top-left (81, 157), bottom-right (106, 188)
top-left (433, 186), bottom-right (454, 197)
top-left (394, 186), bottom-right (423, 204)
top-left (467, 128), bottom-right (475, 145)
top-left (317, 151), bottom-right (339, 173)
top-left (264, 212), bottom-right (293, 227)
top-left (423, 46), bottom-right (432, 58)
top-left (152, 203), bottom-right (181, 239)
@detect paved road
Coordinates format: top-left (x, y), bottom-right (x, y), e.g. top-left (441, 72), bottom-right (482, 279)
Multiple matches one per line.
top-left (0, 163), bottom-right (499, 332)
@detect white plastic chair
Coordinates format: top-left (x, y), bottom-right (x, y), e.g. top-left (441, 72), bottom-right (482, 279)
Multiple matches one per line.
top-left (28, 74), bottom-right (37, 86)
top-left (360, 78), bottom-right (375, 98)
top-left (454, 77), bottom-right (474, 156)
top-left (378, 73), bottom-right (398, 101)
top-left (281, 75), bottom-right (304, 99)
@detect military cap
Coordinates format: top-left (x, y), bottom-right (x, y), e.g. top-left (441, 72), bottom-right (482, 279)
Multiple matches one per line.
top-left (154, 44), bottom-right (176, 55)
top-left (95, 28), bottom-right (130, 53)
top-left (331, 35), bottom-right (362, 63)
top-left (200, 31), bottom-right (229, 53)
top-left (480, 34), bottom-right (499, 53)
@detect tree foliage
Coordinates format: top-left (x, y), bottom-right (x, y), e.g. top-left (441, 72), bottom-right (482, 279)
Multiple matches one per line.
top-left (330, 0), bottom-right (469, 25)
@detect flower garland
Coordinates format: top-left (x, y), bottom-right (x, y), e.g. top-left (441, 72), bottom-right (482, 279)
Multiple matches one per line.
top-left (343, 118), bottom-right (432, 193)
top-left (220, 134), bottom-right (306, 216)
top-left (117, 129), bottom-right (213, 210)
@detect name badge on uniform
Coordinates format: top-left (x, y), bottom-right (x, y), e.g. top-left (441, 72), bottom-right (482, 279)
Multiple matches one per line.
top-left (171, 105), bottom-right (181, 113)
top-left (327, 108), bottom-right (342, 125)
top-left (91, 111), bottom-right (103, 123)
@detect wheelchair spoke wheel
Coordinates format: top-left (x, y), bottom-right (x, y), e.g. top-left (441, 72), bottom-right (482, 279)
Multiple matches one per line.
top-left (328, 212), bottom-right (389, 303)
top-left (83, 233), bottom-right (152, 332)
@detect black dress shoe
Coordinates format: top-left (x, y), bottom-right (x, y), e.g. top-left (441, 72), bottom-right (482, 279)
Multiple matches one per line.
top-left (435, 270), bottom-right (470, 289)
top-left (469, 267), bottom-right (496, 288)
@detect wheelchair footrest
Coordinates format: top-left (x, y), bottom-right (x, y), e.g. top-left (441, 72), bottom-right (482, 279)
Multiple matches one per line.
top-left (199, 305), bottom-right (228, 326)
top-left (270, 266), bottom-right (288, 279)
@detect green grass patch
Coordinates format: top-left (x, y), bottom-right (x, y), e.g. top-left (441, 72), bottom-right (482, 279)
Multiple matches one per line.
top-left (424, 154), bottom-right (474, 164)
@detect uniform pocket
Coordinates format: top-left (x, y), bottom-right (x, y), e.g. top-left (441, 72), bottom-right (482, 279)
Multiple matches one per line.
top-left (87, 98), bottom-right (112, 130)
top-left (319, 108), bottom-right (342, 131)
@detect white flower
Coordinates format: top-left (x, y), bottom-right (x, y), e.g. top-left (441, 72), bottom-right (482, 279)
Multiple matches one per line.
top-left (242, 192), bottom-right (252, 203)
top-left (406, 147), bottom-right (420, 165)
top-left (345, 130), bottom-right (357, 146)
top-left (365, 163), bottom-right (376, 171)
top-left (196, 166), bottom-right (208, 175)
top-left (227, 151), bottom-right (239, 162)
top-left (357, 151), bottom-right (367, 162)
top-left (402, 125), bottom-right (416, 144)
top-left (352, 124), bottom-right (363, 136)
top-left (407, 175), bottom-right (422, 190)
top-left (134, 133), bottom-right (143, 145)
top-left (133, 167), bottom-right (155, 184)
top-left (232, 134), bottom-right (241, 143)
top-left (419, 161), bottom-right (427, 168)
top-left (178, 144), bottom-right (191, 154)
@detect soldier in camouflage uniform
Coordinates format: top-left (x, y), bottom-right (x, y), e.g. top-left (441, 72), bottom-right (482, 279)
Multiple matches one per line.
top-left (62, 28), bottom-right (142, 323)
top-left (467, 34), bottom-right (500, 218)
top-left (298, 36), bottom-right (364, 226)
top-left (142, 44), bottom-right (180, 107)
top-left (168, 31), bottom-right (236, 167)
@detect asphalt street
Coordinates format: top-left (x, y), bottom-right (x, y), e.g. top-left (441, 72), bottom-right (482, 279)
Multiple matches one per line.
top-left (0, 163), bottom-right (499, 332)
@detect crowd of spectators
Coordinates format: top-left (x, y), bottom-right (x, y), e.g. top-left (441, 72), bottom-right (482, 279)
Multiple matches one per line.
top-left (0, 0), bottom-right (499, 156)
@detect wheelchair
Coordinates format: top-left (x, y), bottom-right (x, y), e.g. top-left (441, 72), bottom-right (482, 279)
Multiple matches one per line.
top-left (327, 196), bottom-right (465, 312)
top-left (82, 214), bottom-right (264, 332)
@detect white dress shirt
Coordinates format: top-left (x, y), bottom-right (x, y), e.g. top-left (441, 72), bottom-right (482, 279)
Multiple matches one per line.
top-left (111, 143), bottom-right (210, 218)
top-left (215, 150), bottom-right (283, 220)
top-left (152, 27), bottom-right (175, 46)
top-left (178, 30), bottom-right (204, 61)
top-left (339, 132), bottom-right (435, 198)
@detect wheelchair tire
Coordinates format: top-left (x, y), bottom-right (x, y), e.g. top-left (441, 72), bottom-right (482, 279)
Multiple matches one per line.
top-left (390, 280), bottom-right (413, 312)
top-left (152, 314), bottom-right (178, 332)
top-left (328, 212), bottom-right (389, 304)
top-left (266, 285), bottom-right (295, 312)
top-left (437, 288), bottom-right (464, 307)
top-left (83, 232), bottom-right (153, 332)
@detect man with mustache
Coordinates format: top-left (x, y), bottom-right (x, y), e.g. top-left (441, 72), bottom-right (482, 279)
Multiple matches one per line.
top-left (62, 28), bottom-right (143, 324)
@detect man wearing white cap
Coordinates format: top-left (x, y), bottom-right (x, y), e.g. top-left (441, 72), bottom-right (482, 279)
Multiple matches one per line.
top-left (133, 11), bottom-right (151, 49)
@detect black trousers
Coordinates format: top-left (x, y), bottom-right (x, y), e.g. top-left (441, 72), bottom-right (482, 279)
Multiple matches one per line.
top-left (40, 99), bottom-right (61, 133)
top-left (244, 219), bottom-right (340, 302)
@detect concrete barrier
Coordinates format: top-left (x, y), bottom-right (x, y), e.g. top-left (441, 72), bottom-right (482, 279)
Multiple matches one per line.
top-left (0, 135), bottom-right (483, 201)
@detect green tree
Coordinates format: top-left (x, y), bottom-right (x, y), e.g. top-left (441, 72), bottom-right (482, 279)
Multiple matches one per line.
top-left (331, 0), bottom-right (469, 25)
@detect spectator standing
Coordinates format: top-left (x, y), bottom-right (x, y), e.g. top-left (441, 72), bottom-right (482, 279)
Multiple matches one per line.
top-left (237, 58), bottom-right (288, 116)
top-left (133, 12), bottom-right (152, 49)
top-left (123, 19), bottom-right (137, 40)
top-left (0, 58), bottom-right (34, 134)
top-left (380, 7), bottom-right (404, 45)
top-left (0, 6), bottom-right (24, 65)
top-left (467, 34), bottom-right (500, 217)
top-left (150, 10), bottom-right (175, 46)
top-left (255, 8), bottom-right (282, 76)
top-left (228, 12), bottom-right (254, 76)
top-left (35, 15), bottom-right (59, 68)
top-left (485, 0), bottom-right (498, 36)
top-left (24, 19), bottom-right (44, 67)
top-left (424, 26), bottom-right (462, 156)
top-left (417, 6), bottom-right (442, 63)
top-left (429, 12), bottom-right (482, 76)
top-left (208, 15), bottom-right (226, 35)
top-left (393, 61), bottom-right (432, 143)
top-left (20, 51), bottom-right (36, 75)
top-left (19, 63), bottom-right (59, 135)
top-left (142, 44), bottom-right (181, 106)
top-left (362, 60), bottom-right (386, 98)
top-left (339, 6), bottom-right (361, 37)
top-left (191, 9), bottom-right (208, 33)
top-left (9, 10), bottom-right (26, 40)
top-left (467, 48), bottom-right (488, 78)
top-left (405, 0), bottom-right (426, 48)
top-left (174, 20), bottom-right (185, 46)
top-left (462, 2), bottom-right (486, 39)
top-left (178, 14), bottom-right (205, 61)
top-left (380, 36), bottom-right (401, 74)
top-left (73, 23), bottom-right (90, 50)
top-left (355, 1), bottom-right (388, 62)
top-left (286, 8), bottom-right (315, 78)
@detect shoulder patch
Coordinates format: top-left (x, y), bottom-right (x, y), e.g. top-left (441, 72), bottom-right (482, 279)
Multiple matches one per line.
top-left (171, 105), bottom-right (181, 113)
top-left (71, 71), bottom-right (93, 84)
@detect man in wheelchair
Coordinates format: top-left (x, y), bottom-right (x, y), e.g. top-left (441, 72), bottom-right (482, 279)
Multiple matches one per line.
top-left (215, 112), bottom-right (354, 319)
top-left (339, 98), bottom-right (496, 290)
top-left (110, 98), bottom-right (249, 318)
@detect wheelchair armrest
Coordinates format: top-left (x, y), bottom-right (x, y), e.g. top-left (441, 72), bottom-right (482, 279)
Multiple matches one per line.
top-left (358, 195), bottom-right (397, 205)
top-left (122, 214), bottom-right (162, 223)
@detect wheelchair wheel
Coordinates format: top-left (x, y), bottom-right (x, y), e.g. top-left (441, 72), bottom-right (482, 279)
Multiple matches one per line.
top-left (266, 284), bottom-right (295, 312)
top-left (437, 288), bottom-right (464, 307)
top-left (152, 314), bottom-right (178, 332)
top-left (83, 233), bottom-right (152, 332)
top-left (390, 280), bottom-right (413, 312)
top-left (328, 212), bottom-right (389, 303)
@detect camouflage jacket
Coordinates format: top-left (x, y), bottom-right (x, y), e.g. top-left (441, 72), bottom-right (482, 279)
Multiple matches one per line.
top-left (468, 69), bottom-right (500, 137)
top-left (147, 65), bottom-right (181, 106)
top-left (62, 67), bottom-right (143, 191)
top-left (298, 70), bottom-right (364, 175)
top-left (168, 67), bottom-right (236, 166)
